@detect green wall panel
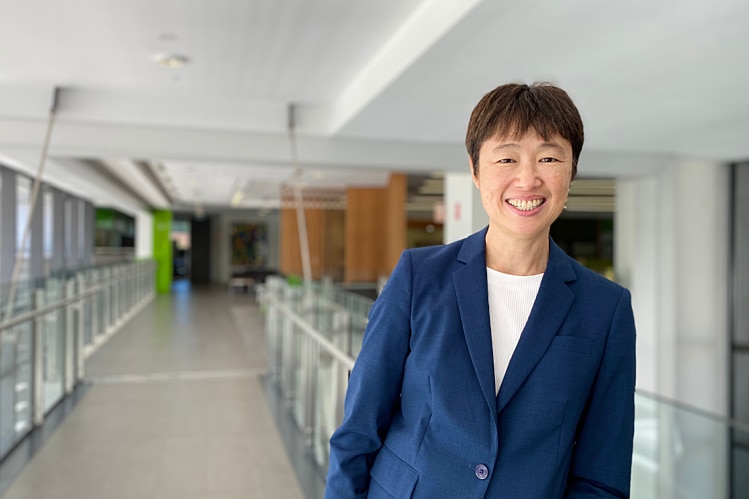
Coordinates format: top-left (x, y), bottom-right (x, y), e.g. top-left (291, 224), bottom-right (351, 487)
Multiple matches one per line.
top-left (153, 210), bottom-right (172, 293)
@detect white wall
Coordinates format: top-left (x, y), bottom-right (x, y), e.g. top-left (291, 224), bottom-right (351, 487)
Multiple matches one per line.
top-left (616, 160), bottom-right (729, 416)
top-left (443, 172), bottom-right (488, 243)
top-left (135, 209), bottom-right (153, 259)
top-left (619, 159), bottom-right (730, 499)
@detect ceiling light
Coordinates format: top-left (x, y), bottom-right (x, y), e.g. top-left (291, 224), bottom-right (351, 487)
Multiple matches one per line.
top-left (158, 32), bottom-right (178, 42)
top-left (152, 53), bottom-right (189, 69)
top-left (231, 190), bottom-right (243, 207)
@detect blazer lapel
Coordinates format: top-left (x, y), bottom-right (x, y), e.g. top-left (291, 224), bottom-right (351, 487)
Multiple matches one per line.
top-left (497, 241), bottom-right (577, 413)
top-left (452, 229), bottom-right (497, 420)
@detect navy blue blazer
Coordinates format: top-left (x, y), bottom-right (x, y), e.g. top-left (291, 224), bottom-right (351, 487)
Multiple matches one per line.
top-left (326, 228), bottom-right (636, 498)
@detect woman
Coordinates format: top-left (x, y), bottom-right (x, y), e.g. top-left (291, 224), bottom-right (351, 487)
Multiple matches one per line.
top-left (325, 83), bottom-right (636, 498)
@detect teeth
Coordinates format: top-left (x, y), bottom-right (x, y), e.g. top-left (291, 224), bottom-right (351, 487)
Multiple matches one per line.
top-left (508, 199), bottom-right (543, 211)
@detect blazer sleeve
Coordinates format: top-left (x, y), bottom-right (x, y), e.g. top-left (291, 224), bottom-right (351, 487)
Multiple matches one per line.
top-left (325, 251), bottom-right (414, 498)
top-left (566, 288), bottom-right (637, 498)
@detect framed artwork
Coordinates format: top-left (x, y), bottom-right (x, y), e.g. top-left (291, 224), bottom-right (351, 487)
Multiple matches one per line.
top-left (231, 223), bottom-right (267, 267)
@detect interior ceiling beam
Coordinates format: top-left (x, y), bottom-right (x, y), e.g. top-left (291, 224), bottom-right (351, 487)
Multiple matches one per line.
top-left (323, 0), bottom-right (484, 135)
top-left (97, 159), bottom-right (172, 208)
top-left (0, 116), bottom-right (467, 173)
top-left (0, 151), bottom-right (152, 216)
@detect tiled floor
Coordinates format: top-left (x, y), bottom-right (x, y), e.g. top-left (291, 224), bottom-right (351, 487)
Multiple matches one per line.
top-left (0, 281), bottom-right (323, 499)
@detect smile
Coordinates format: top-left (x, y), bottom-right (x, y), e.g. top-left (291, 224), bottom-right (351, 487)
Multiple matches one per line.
top-left (507, 198), bottom-right (544, 211)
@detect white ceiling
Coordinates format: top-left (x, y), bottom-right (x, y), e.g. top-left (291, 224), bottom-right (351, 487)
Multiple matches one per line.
top-left (1, 0), bottom-right (748, 214)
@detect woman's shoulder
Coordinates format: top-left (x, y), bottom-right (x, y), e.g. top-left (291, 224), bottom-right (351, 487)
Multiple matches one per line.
top-left (547, 240), bottom-right (627, 297)
top-left (405, 234), bottom-right (473, 266)
top-left (563, 254), bottom-right (629, 301)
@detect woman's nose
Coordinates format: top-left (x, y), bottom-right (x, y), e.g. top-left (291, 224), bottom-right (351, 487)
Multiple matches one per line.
top-left (515, 162), bottom-right (542, 189)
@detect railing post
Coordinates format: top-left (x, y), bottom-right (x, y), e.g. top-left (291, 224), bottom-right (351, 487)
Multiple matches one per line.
top-left (105, 267), bottom-right (113, 333)
top-left (281, 302), bottom-right (295, 404)
top-left (265, 284), bottom-right (280, 384)
top-left (304, 335), bottom-right (319, 447)
top-left (334, 309), bottom-right (351, 427)
top-left (64, 277), bottom-right (76, 393)
top-left (90, 271), bottom-right (99, 340)
top-left (32, 287), bottom-right (45, 427)
top-left (75, 276), bottom-right (85, 382)
top-left (110, 266), bottom-right (118, 326)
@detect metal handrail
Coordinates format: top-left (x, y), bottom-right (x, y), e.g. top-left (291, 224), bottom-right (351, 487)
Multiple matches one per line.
top-left (0, 263), bottom-right (153, 332)
top-left (261, 289), bottom-right (356, 371)
top-left (0, 284), bottom-right (100, 331)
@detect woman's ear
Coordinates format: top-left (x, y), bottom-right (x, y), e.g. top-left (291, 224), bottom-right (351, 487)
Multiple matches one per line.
top-left (470, 157), bottom-right (481, 188)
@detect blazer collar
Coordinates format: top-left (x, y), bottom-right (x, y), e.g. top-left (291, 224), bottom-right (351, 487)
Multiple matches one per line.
top-left (453, 228), bottom-right (578, 417)
top-left (497, 240), bottom-right (577, 412)
top-left (453, 227), bottom-right (496, 420)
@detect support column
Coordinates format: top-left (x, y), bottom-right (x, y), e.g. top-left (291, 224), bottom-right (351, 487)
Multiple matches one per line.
top-left (152, 210), bottom-right (172, 293)
top-left (0, 167), bottom-right (16, 289)
top-left (616, 162), bottom-right (729, 499)
top-left (443, 172), bottom-right (488, 244)
top-left (135, 209), bottom-right (153, 260)
top-left (51, 187), bottom-right (65, 272)
top-left (29, 183), bottom-right (43, 280)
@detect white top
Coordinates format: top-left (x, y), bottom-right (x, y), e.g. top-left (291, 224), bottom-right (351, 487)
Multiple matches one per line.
top-left (486, 267), bottom-right (543, 395)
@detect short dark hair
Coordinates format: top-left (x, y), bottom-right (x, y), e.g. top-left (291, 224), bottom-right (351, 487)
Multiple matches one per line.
top-left (465, 82), bottom-right (584, 179)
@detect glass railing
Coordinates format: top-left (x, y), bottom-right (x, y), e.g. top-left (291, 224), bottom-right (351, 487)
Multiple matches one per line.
top-left (633, 390), bottom-right (749, 499)
top-left (0, 260), bottom-right (155, 460)
top-left (260, 276), bottom-right (749, 498)
top-left (260, 276), bottom-right (358, 472)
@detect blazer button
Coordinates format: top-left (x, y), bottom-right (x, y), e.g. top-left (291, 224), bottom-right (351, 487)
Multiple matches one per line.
top-left (475, 464), bottom-right (489, 480)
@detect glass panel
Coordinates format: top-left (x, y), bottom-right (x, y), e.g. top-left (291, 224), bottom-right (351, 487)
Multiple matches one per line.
top-left (736, 352), bottom-right (749, 433)
top-left (733, 442), bottom-right (749, 498)
top-left (15, 176), bottom-right (31, 285)
top-left (0, 259), bottom-right (154, 461)
top-left (0, 324), bottom-right (33, 457)
top-left (632, 392), bottom-right (732, 499)
top-left (43, 279), bottom-right (64, 411)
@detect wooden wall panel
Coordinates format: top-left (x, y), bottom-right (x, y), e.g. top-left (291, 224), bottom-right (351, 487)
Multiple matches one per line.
top-left (344, 188), bottom-right (386, 282)
top-left (280, 196), bottom-right (345, 280)
top-left (344, 173), bottom-right (406, 283)
top-left (282, 175), bottom-right (405, 284)
top-left (384, 173), bottom-right (407, 275)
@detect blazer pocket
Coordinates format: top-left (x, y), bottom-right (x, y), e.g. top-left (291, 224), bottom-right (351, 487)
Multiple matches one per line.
top-left (547, 335), bottom-right (593, 354)
top-left (370, 445), bottom-right (418, 498)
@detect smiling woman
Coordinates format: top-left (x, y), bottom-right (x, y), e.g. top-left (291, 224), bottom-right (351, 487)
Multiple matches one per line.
top-left (325, 82), bottom-right (636, 499)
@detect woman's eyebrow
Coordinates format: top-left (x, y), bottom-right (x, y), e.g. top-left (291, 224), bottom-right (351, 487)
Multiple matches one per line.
top-left (491, 143), bottom-right (519, 151)
top-left (490, 142), bottom-right (567, 153)
top-left (538, 142), bottom-right (567, 154)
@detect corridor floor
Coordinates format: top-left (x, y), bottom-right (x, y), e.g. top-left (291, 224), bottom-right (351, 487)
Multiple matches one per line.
top-left (0, 281), bottom-right (318, 499)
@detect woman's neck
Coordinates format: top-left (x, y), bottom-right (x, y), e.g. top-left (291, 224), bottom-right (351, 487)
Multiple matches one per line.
top-left (484, 229), bottom-right (549, 276)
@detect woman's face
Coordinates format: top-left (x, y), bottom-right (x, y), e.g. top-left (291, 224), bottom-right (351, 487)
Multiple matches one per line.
top-left (472, 130), bottom-right (573, 243)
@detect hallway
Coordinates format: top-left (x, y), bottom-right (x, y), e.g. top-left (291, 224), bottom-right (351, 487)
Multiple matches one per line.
top-left (0, 282), bottom-right (317, 499)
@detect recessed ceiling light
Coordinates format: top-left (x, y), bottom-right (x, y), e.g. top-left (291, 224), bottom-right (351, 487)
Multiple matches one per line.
top-left (158, 32), bottom-right (178, 42)
top-left (152, 53), bottom-right (189, 69)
